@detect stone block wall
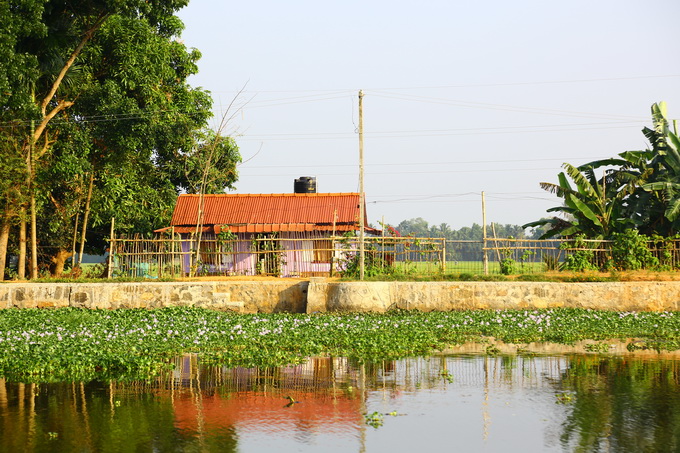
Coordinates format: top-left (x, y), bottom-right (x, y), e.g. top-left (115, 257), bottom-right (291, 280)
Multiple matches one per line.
top-left (0, 279), bottom-right (679, 313)
top-left (0, 281), bottom-right (309, 313)
top-left (306, 280), bottom-right (680, 313)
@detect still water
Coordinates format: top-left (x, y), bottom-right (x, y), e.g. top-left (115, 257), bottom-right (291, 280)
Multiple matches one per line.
top-left (1, 353), bottom-right (679, 452)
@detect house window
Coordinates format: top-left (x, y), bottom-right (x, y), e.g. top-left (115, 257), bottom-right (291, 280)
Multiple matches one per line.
top-left (314, 239), bottom-right (333, 263)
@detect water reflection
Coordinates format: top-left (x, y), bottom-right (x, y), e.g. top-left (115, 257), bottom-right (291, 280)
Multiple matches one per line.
top-left (0, 354), bottom-right (678, 452)
top-left (557, 356), bottom-right (680, 452)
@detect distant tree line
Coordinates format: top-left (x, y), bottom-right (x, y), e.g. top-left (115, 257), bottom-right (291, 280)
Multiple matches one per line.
top-left (392, 218), bottom-right (534, 241)
top-left (378, 218), bottom-right (541, 262)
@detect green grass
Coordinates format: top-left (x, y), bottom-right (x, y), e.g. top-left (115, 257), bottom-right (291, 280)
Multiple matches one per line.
top-left (0, 307), bottom-right (678, 383)
top-left (392, 260), bottom-right (546, 274)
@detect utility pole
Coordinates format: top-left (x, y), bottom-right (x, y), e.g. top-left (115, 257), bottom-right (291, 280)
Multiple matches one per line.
top-left (29, 120), bottom-right (38, 279)
top-left (358, 90), bottom-right (365, 280)
top-left (482, 191), bottom-right (488, 275)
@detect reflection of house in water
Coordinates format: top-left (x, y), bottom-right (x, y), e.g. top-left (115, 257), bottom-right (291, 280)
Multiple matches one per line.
top-left (169, 356), bottom-right (365, 437)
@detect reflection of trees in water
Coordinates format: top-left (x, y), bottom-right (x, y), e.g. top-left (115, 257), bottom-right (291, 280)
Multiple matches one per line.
top-left (0, 379), bottom-right (238, 453)
top-left (2, 355), bottom-right (679, 452)
top-left (558, 356), bottom-right (680, 452)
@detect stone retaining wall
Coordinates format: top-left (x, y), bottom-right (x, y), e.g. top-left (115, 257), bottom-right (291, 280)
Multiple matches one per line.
top-left (306, 280), bottom-right (680, 312)
top-left (1, 279), bottom-right (679, 312)
top-left (0, 281), bottom-right (308, 313)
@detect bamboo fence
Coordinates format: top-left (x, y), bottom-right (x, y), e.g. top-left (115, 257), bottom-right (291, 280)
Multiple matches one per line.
top-left (107, 233), bottom-right (680, 278)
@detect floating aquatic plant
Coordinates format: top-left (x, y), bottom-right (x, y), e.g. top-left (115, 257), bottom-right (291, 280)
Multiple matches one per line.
top-left (0, 307), bottom-right (678, 382)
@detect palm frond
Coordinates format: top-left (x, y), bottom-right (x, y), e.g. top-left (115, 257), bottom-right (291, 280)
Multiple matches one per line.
top-left (562, 163), bottom-right (598, 200)
top-left (579, 158), bottom-right (627, 170)
top-left (566, 193), bottom-right (602, 227)
top-left (539, 178), bottom-right (578, 198)
top-left (618, 150), bottom-right (653, 168)
top-left (665, 199), bottom-right (680, 222)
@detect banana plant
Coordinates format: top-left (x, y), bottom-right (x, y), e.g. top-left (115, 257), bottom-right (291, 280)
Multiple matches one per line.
top-left (639, 102), bottom-right (680, 232)
top-left (525, 163), bottom-right (636, 239)
top-left (527, 102), bottom-right (680, 238)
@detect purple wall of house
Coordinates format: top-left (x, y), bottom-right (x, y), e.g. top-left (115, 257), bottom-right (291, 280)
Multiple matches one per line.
top-left (179, 232), bottom-right (349, 277)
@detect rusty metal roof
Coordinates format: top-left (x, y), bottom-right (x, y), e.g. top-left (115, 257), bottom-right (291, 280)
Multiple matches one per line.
top-left (168, 193), bottom-right (366, 232)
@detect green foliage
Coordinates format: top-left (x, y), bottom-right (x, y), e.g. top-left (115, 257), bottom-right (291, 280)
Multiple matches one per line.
top-left (609, 230), bottom-right (658, 271)
top-left (1, 0), bottom-right (239, 277)
top-left (165, 130), bottom-right (241, 195)
top-left (524, 162), bottom-right (636, 239)
top-left (560, 235), bottom-right (599, 272)
top-left (216, 228), bottom-right (237, 252)
top-left (364, 411), bottom-right (385, 428)
top-left (341, 247), bottom-right (395, 278)
top-left (499, 247), bottom-right (515, 275)
top-left (649, 234), bottom-right (677, 270)
top-left (526, 102), bottom-right (680, 239)
top-left (542, 253), bottom-right (560, 271)
top-left (583, 342), bottom-right (611, 353)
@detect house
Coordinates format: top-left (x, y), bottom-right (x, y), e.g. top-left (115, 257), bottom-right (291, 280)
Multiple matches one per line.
top-left (162, 187), bottom-right (377, 277)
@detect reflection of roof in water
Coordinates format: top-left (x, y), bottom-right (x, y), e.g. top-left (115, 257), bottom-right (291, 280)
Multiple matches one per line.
top-left (168, 356), bottom-right (364, 433)
top-left (172, 390), bottom-right (363, 434)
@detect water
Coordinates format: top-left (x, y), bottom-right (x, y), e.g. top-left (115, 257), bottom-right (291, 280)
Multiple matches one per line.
top-left (1, 354), bottom-right (678, 452)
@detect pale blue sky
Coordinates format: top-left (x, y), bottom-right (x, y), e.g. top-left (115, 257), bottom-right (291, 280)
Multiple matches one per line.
top-left (177, 0), bottom-right (680, 230)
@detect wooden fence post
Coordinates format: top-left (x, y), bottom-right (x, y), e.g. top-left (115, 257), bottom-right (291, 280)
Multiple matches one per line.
top-left (106, 218), bottom-right (115, 279)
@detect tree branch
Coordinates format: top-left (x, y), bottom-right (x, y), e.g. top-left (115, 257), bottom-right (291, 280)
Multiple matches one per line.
top-left (39, 12), bottom-right (109, 117)
top-left (32, 99), bottom-right (72, 159)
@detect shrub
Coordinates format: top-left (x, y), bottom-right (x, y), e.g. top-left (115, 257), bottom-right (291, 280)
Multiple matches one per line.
top-left (609, 230), bottom-right (658, 271)
top-left (561, 235), bottom-right (598, 272)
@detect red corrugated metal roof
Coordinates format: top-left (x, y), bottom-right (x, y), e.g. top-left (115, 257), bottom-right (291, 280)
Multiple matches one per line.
top-left (156, 223), bottom-right (374, 234)
top-left (168, 193), bottom-right (365, 232)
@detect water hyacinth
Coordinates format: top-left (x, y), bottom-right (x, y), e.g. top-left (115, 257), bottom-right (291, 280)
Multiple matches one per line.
top-left (0, 307), bottom-right (678, 382)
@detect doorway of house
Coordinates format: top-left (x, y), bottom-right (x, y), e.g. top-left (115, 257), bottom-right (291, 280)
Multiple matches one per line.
top-left (254, 233), bottom-right (282, 276)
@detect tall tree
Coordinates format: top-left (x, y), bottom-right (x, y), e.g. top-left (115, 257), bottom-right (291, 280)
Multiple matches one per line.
top-left (0, 0), bottom-right (240, 278)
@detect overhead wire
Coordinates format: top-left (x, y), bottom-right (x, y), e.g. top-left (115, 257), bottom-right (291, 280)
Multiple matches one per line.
top-left (236, 120), bottom-right (645, 141)
top-left (241, 156), bottom-right (612, 169)
top-left (243, 167), bottom-right (568, 177)
top-left (200, 74), bottom-right (680, 94)
top-left (369, 91), bottom-right (648, 121)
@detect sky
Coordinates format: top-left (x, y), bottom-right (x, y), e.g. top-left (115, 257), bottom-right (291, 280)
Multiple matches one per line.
top-left (176, 0), bottom-right (680, 231)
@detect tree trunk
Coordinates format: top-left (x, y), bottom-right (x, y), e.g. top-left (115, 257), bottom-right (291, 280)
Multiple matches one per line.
top-left (71, 212), bottom-right (80, 265)
top-left (50, 249), bottom-right (73, 278)
top-left (30, 185), bottom-right (37, 279)
top-left (18, 213), bottom-right (26, 279)
top-left (0, 218), bottom-right (10, 281)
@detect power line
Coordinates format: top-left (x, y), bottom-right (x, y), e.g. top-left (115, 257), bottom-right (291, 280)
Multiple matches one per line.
top-left (201, 74), bottom-right (680, 94)
top-left (367, 196), bottom-right (556, 204)
top-left (370, 91), bottom-right (647, 121)
top-left (242, 167), bottom-right (567, 177)
top-left (237, 124), bottom-right (644, 141)
top-left (242, 94), bottom-right (350, 110)
top-left (237, 120), bottom-right (644, 141)
top-left (241, 156), bottom-right (613, 169)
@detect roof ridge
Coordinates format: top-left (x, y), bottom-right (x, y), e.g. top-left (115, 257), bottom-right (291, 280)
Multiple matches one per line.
top-left (178, 192), bottom-right (360, 197)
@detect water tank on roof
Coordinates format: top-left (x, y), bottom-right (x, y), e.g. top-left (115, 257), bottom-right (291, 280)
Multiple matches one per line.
top-left (294, 176), bottom-right (317, 193)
